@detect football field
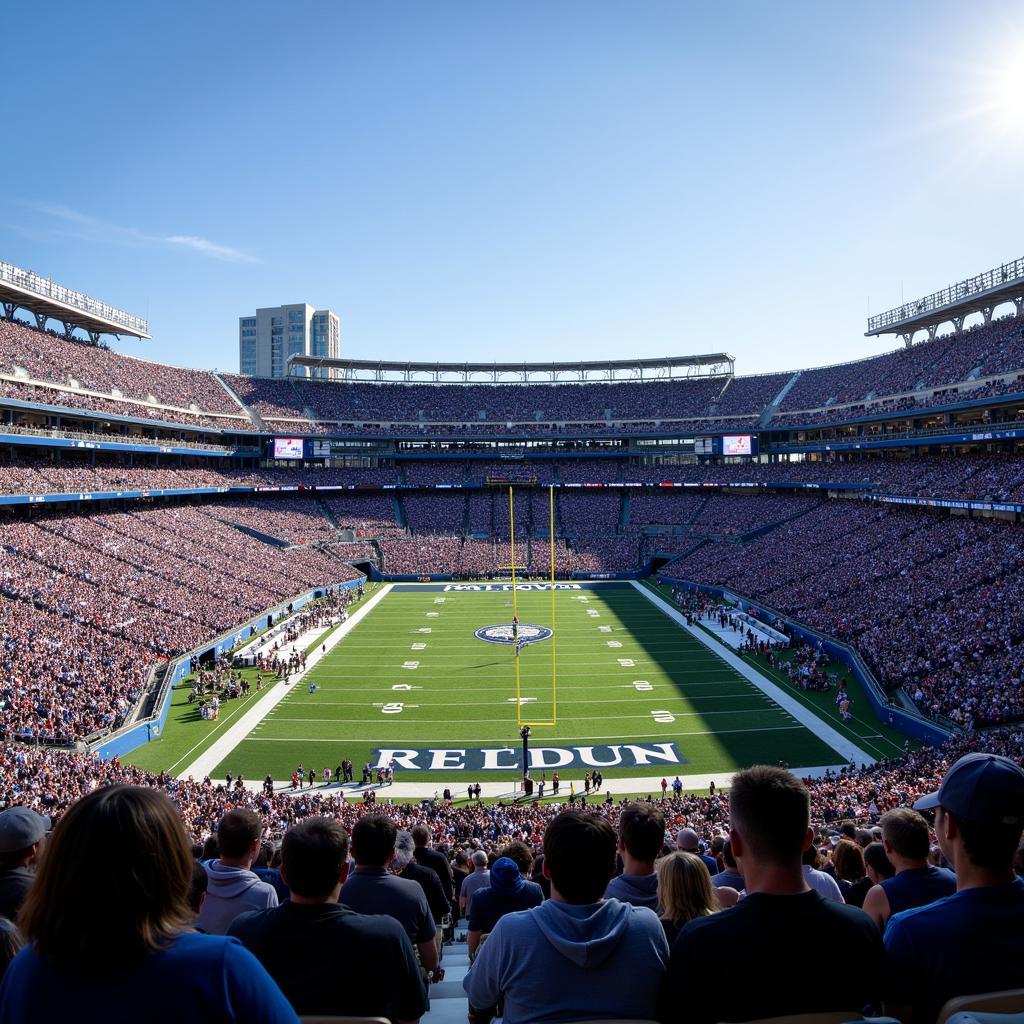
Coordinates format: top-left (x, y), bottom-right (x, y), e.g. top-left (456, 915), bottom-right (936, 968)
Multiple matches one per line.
top-left (210, 582), bottom-right (864, 786)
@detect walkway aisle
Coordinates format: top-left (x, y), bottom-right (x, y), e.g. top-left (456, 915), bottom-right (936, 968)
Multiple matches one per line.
top-left (425, 937), bottom-right (471, 1024)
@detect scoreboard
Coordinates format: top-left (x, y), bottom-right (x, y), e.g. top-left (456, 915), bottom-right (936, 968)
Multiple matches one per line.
top-left (694, 434), bottom-right (758, 457)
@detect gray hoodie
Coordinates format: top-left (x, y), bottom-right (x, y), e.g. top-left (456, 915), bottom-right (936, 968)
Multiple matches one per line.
top-left (464, 898), bottom-right (669, 1024)
top-left (197, 859), bottom-right (278, 935)
top-left (604, 872), bottom-right (660, 910)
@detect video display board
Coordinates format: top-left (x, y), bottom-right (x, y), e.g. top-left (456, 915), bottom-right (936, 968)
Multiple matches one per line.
top-left (272, 438), bottom-right (305, 460)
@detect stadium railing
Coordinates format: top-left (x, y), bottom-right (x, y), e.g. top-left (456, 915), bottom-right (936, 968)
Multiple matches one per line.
top-left (657, 574), bottom-right (953, 746)
top-left (89, 576), bottom-right (366, 760)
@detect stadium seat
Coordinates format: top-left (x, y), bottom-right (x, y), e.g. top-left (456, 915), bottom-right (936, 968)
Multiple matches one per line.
top-left (300, 1017), bottom-right (390, 1024)
top-left (559, 1019), bottom-right (661, 1024)
top-left (938, 991), bottom-right (1024, 1024)
top-left (734, 1014), bottom-right (899, 1024)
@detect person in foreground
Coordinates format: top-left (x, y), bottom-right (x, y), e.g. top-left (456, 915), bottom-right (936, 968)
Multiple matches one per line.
top-left (862, 807), bottom-right (956, 930)
top-left (229, 817), bottom-right (427, 1022)
top-left (660, 765), bottom-right (884, 1024)
top-left (338, 814), bottom-right (439, 973)
top-left (884, 752), bottom-right (1024, 1024)
top-left (0, 785), bottom-right (297, 1024)
top-left (466, 854), bottom-right (543, 958)
top-left (464, 810), bottom-right (669, 1024)
top-left (198, 808), bottom-right (279, 934)
top-left (605, 802), bottom-right (665, 908)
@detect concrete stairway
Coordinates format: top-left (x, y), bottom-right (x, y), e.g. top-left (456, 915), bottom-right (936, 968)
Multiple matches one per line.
top-left (424, 937), bottom-right (471, 1024)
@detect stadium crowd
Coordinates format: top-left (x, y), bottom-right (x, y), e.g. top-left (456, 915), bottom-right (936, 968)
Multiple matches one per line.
top-left (0, 730), bottom-right (1021, 1020)
top-left (664, 504), bottom-right (1024, 727)
top-left (0, 507), bottom-right (359, 742)
top-left (5, 311), bottom-right (1024, 442)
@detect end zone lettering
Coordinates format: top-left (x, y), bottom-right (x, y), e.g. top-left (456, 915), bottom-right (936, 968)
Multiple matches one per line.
top-left (371, 741), bottom-right (687, 772)
top-left (443, 583), bottom-right (582, 592)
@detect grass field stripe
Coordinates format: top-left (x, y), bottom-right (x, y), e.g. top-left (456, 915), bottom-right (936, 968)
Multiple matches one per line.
top-left (629, 580), bottom-right (874, 767)
top-left (245, 725), bottom-right (811, 741)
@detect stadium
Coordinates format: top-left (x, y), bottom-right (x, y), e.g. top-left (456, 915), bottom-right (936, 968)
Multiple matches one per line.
top-left (2, 5), bottom-right (1024, 1023)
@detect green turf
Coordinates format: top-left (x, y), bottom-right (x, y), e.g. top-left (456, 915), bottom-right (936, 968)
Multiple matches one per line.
top-left (642, 582), bottom-right (913, 763)
top-left (209, 582), bottom-right (855, 785)
top-left (124, 665), bottom-right (279, 775)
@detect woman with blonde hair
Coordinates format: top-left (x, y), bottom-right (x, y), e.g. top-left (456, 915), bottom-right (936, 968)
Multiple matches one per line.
top-left (0, 785), bottom-right (297, 1024)
top-left (657, 851), bottom-right (731, 946)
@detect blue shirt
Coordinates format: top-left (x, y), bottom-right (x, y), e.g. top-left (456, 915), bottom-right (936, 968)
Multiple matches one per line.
top-left (468, 881), bottom-right (544, 933)
top-left (880, 865), bottom-right (956, 916)
top-left (0, 933), bottom-right (298, 1024)
top-left (885, 878), bottom-right (1024, 1024)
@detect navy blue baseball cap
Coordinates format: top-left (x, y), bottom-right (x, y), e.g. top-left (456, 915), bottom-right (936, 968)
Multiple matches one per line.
top-left (489, 856), bottom-right (525, 894)
top-left (914, 753), bottom-right (1024, 827)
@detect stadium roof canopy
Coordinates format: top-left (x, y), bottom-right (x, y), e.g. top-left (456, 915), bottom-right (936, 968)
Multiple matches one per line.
top-left (289, 352), bottom-right (735, 383)
top-left (0, 259), bottom-right (149, 341)
top-left (866, 256), bottom-right (1024, 345)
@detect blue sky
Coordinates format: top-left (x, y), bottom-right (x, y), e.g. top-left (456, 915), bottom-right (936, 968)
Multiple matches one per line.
top-left (2, 0), bottom-right (1023, 375)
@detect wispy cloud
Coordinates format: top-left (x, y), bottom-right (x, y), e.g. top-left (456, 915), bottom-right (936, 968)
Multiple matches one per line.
top-left (20, 202), bottom-right (259, 264)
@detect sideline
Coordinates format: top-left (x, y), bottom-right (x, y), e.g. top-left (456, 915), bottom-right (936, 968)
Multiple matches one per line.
top-left (178, 585), bottom-right (394, 779)
top-left (629, 580), bottom-right (874, 768)
top-left (237, 762), bottom-right (845, 801)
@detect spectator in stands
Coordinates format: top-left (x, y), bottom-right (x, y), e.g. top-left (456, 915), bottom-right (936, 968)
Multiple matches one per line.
top-left (661, 766), bottom-right (884, 1024)
top-left (0, 809), bottom-right (48, 922)
top-left (412, 823), bottom-right (455, 908)
top-left (252, 841), bottom-right (290, 903)
top-left (229, 818), bottom-right (427, 1022)
top-left (711, 838), bottom-right (743, 891)
top-left (802, 841), bottom-right (845, 902)
top-left (466, 856), bottom-right (544, 958)
top-left (452, 849), bottom-right (471, 908)
top-left (657, 851), bottom-right (728, 946)
top-left (339, 814), bottom-right (438, 974)
top-left (605, 803), bottom-right (666, 908)
top-left (0, 920), bottom-right (20, 985)
top-left (198, 809), bottom-right (279, 934)
top-left (862, 807), bottom-right (956, 931)
top-left (864, 841), bottom-right (896, 887)
top-left (0, 786), bottom-right (297, 1024)
top-left (464, 811), bottom-right (669, 1024)
top-left (675, 827), bottom-right (719, 876)
top-left (188, 860), bottom-right (209, 920)
top-left (461, 849), bottom-right (490, 916)
top-left (884, 753), bottom-right (1024, 1024)
top-left (832, 838), bottom-right (872, 908)
top-left (392, 830), bottom-right (449, 936)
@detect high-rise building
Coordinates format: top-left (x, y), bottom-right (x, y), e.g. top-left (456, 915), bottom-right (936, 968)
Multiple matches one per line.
top-left (238, 303), bottom-right (340, 378)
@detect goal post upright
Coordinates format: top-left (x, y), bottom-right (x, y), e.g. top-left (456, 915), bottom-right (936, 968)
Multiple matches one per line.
top-left (508, 485), bottom-right (523, 721)
top-left (549, 482), bottom-right (557, 726)
top-left (501, 481), bottom-right (557, 730)
top-left (518, 482), bottom-right (557, 729)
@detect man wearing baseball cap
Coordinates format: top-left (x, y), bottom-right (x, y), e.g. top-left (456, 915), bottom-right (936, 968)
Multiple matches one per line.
top-left (0, 807), bottom-right (50, 920)
top-left (884, 753), bottom-right (1024, 1024)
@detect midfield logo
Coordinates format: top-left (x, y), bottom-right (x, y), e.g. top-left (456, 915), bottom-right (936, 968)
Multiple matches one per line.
top-left (443, 583), bottom-right (582, 592)
top-left (475, 624), bottom-right (553, 645)
top-left (371, 742), bottom-right (687, 772)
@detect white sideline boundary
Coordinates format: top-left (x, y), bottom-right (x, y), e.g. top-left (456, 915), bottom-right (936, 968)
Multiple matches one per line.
top-left (629, 580), bottom-right (875, 769)
top-left (179, 584), bottom-right (394, 780)
top-left (245, 761), bottom-right (847, 801)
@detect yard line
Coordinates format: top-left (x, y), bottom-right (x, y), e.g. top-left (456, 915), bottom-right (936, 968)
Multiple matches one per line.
top-left (246, 724), bottom-right (808, 741)
top-left (259, 708), bottom-right (790, 724)
top-left (629, 581), bottom-right (874, 767)
top-left (271, 692), bottom-right (767, 708)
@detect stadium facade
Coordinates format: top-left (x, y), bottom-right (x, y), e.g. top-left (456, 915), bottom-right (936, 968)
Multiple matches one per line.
top-left (1, 257), bottom-right (1024, 761)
